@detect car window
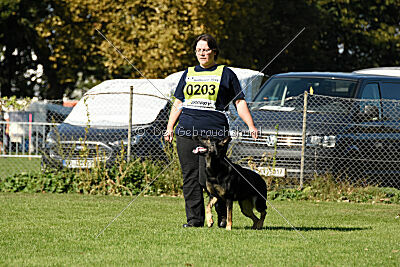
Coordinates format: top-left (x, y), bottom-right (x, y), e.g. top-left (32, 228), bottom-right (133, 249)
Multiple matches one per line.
top-left (361, 83), bottom-right (380, 100)
top-left (380, 82), bottom-right (400, 120)
top-left (254, 77), bottom-right (357, 102)
top-left (360, 83), bottom-right (381, 119)
top-left (252, 77), bottom-right (357, 113)
top-left (381, 82), bottom-right (400, 100)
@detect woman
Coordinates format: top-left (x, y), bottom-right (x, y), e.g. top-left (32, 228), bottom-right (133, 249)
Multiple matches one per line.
top-left (165, 34), bottom-right (258, 228)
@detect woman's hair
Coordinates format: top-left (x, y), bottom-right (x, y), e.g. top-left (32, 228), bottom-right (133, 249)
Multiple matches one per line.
top-left (193, 34), bottom-right (219, 60)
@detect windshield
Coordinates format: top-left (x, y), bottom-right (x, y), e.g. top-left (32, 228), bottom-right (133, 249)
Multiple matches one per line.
top-left (252, 77), bottom-right (358, 112)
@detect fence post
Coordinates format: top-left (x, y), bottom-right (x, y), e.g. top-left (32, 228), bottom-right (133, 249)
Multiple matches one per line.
top-left (127, 86), bottom-right (133, 162)
top-left (28, 113), bottom-right (32, 159)
top-left (299, 91), bottom-right (308, 189)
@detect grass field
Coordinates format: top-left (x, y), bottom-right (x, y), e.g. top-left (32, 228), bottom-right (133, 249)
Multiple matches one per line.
top-left (0, 193), bottom-right (399, 266)
top-left (0, 157), bottom-right (40, 178)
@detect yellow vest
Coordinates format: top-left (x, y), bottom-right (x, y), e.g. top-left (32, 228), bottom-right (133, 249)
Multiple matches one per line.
top-left (183, 65), bottom-right (225, 111)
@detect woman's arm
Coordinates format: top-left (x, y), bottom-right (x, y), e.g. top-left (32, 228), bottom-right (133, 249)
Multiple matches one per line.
top-left (164, 99), bottom-right (183, 142)
top-left (235, 99), bottom-right (258, 139)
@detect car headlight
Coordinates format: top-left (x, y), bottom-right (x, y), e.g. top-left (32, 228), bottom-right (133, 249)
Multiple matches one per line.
top-left (308, 135), bottom-right (336, 148)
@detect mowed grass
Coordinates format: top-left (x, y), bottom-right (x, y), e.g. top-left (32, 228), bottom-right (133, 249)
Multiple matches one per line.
top-left (0, 193), bottom-right (399, 266)
top-left (0, 157), bottom-right (40, 177)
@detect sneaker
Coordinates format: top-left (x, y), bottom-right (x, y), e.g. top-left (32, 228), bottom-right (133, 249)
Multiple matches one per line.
top-left (182, 222), bottom-right (203, 228)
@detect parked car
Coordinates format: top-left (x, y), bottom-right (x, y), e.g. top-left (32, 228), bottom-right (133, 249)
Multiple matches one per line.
top-left (42, 68), bottom-right (264, 170)
top-left (41, 79), bottom-right (172, 169)
top-left (229, 70), bottom-right (400, 187)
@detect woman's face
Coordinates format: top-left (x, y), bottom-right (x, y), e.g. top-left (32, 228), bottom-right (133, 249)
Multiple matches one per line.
top-left (195, 40), bottom-right (216, 68)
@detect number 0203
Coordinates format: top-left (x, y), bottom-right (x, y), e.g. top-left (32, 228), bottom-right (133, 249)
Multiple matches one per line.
top-left (186, 84), bottom-right (216, 95)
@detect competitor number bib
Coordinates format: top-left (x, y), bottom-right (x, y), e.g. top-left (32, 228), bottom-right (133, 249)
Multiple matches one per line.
top-left (183, 65), bottom-right (224, 111)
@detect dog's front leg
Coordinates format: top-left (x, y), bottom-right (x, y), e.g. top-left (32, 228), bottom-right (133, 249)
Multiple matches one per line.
top-left (206, 197), bottom-right (218, 227)
top-left (226, 199), bottom-right (233, 231)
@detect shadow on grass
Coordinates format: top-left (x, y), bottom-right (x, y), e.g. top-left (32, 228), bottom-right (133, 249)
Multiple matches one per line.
top-left (237, 226), bottom-right (372, 232)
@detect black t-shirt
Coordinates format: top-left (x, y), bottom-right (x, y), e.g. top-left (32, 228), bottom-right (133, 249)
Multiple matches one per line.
top-left (174, 64), bottom-right (245, 137)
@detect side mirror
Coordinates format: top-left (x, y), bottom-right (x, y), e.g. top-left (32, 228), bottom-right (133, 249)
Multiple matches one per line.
top-left (363, 105), bottom-right (379, 120)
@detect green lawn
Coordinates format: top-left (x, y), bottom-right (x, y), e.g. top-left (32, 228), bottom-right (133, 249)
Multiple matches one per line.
top-left (0, 157), bottom-right (40, 178)
top-left (0, 193), bottom-right (399, 266)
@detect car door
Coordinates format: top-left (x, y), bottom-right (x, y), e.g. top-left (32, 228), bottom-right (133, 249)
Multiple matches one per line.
top-left (379, 81), bottom-right (400, 178)
top-left (351, 82), bottom-right (386, 178)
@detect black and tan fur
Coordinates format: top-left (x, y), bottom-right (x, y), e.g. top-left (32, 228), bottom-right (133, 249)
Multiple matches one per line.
top-left (196, 136), bottom-right (267, 230)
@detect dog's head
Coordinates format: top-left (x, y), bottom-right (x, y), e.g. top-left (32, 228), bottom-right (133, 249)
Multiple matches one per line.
top-left (193, 136), bottom-right (231, 158)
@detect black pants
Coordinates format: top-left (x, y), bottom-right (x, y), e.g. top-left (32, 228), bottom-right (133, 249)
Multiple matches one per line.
top-left (176, 135), bottom-right (226, 225)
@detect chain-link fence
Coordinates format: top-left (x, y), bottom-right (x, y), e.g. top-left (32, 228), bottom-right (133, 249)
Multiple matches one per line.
top-left (0, 68), bottom-right (263, 177)
top-left (0, 100), bottom-right (73, 177)
top-left (2, 84), bottom-right (400, 189)
top-left (229, 93), bottom-right (400, 189)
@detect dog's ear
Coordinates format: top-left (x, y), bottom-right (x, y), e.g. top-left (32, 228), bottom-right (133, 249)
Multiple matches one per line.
top-left (218, 136), bottom-right (232, 147)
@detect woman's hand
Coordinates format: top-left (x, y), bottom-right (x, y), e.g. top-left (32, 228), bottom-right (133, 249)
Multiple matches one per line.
top-left (164, 128), bottom-right (174, 143)
top-left (249, 125), bottom-right (258, 139)
top-left (164, 99), bottom-right (183, 143)
top-left (236, 99), bottom-right (258, 140)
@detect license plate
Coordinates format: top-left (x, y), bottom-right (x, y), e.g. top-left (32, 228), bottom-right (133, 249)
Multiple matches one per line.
top-left (63, 159), bottom-right (95, 168)
top-left (257, 167), bottom-right (286, 177)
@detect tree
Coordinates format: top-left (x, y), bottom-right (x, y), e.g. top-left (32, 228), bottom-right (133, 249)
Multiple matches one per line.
top-left (0, 0), bottom-right (108, 99)
top-left (80, 0), bottom-right (323, 78)
top-left (0, 0), bottom-right (49, 98)
top-left (34, 0), bottom-right (108, 98)
top-left (312, 0), bottom-right (400, 71)
top-left (214, 0), bottom-right (324, 75)
top-left (83, 0), bottom-right (223, 79)
top-left (1, 0), bottom-right (399, 99)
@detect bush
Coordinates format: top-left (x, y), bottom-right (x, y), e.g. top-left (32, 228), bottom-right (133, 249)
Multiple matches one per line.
top-left (1, 143), bottom-right (399, 204)
top-left (267, 175), bottom-right (400, 204)
top-left (0, 154), bottom-right (183, 196)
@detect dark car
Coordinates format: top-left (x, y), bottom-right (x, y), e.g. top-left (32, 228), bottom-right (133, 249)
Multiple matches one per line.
top-left (229, 70), bottom-right (400, 187)
top-left (41, 68), bottom-right (265, 169)
top-left (41, 79), bottom-right (172, 169)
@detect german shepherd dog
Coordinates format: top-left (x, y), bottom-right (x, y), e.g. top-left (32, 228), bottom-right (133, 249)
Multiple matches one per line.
top-left (194, 136), bottom-right (267, 230)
